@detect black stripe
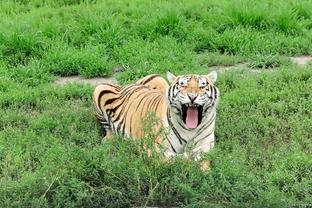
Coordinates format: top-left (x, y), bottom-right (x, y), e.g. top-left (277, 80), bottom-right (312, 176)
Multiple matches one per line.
top-left (193, 131), bottom-right (214, 147)
top-left (117, 85), bottom-right (146, 104)
top-left (135, 92), bottom-right (150, 111)
top-left (167, 85), bottom-right (174, 100)
top-left (167, 109), bottom-right (187, 144)
top-left (140, 74), bottom-right (160, 85)
top-left (119, 91), bottom-right (150, 134)
top-left (139, 95), bottom-right (150, 119)
top-left (153, 95), bottom-right (163, 111)
top-left (177, 120), bottom-right (188, 130)
top-left (113, 89), bottom-right (152, 135)
top-left (104, 98), bottom-right (118, 105)
top-left (116, 103), bottom-right (132, 133)
top-left (129, 109), bottom-right (135, 136)
top-left (130, 94), bottom-right (162, 135)
top-left (117, 90), bottom-right (152, 134)
top-left (112, 87), bottom-right (145, 122)
top-left (214, 86), bottom-right (218, 99)
top-left (109, 116), bottom-right (116, 133)
top-left (97, 90), bottom-right (117, 110)
top-left (165, 135), bottom-right (177, 153)
top-left (120, 110), bottom-right (129, 135)
top-left (196, 113), bottom-right (216, 137)
top-left (96, 89), bottom-right (118, 126)
top-left (129, 96), bottom-right (149, 135)
top-left (100, 83), bottom-right (121, 89)
top-left (145, 93), bottom-right (160, 113)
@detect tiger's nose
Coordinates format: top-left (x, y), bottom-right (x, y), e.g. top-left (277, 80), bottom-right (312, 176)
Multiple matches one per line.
top-left (188, 93), bottom-right (197, 103)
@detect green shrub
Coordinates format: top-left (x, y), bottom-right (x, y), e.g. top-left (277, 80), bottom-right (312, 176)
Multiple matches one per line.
top-left (43, 44), bottom-right (112, 77)
top-left (0, 0), bottom-right (312, 207)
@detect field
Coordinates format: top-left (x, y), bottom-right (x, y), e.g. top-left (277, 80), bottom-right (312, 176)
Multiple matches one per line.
top-left (0, 0), bottom-right (312, 207)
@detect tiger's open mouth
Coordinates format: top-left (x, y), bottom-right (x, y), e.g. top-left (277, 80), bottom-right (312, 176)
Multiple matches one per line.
top-left (182, 104), bottom-right (203, 129)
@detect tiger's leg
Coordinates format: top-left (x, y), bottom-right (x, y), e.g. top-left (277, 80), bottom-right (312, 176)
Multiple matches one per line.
top-left (101, 130), bottom-right (114, 143)
top-left (136, 74), bottom-right (169, 94)
top-left (93, 83), bottom-right (121, 139)
top-left (191, 134), bottom-right (215, 171)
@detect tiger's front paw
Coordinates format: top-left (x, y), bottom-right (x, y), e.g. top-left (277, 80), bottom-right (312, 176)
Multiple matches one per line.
top-left (199, 160), bottom-right (211, 171)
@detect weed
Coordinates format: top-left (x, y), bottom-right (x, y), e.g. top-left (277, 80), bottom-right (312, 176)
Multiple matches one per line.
top-left (0, 0), bottom-right (312, 207)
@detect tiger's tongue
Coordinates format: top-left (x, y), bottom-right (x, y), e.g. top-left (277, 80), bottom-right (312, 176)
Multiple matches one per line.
top-left (186, 107), bottom-right (198, 129)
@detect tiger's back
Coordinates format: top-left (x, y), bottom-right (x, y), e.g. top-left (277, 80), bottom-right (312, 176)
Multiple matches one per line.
top-left (93, 75), bottom-right (169, 139)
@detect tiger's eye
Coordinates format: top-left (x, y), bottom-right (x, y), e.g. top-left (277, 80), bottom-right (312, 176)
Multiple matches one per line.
top-left (179, 79), bottom-right (187, 86)
top-left (199, 81), bottom-right (207, 87)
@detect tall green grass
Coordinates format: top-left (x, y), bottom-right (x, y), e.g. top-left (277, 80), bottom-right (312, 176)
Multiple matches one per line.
top-left (1, 0), bottom-right (312, 79)
top-left (0, 0), bottom-right (312, 207)
top-left (0, 67), bottom-right (311, 207)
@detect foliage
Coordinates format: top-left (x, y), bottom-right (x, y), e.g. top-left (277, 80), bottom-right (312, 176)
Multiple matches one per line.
top-left (0, 0), bottom-right (311, 207)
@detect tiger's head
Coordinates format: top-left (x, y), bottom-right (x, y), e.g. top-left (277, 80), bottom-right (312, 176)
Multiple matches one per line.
top-left (166, 71), bottom-right (220, 129)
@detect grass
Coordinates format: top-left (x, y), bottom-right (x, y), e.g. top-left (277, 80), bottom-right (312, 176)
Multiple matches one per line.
top-left (0, 0), bottom-right (312, 207)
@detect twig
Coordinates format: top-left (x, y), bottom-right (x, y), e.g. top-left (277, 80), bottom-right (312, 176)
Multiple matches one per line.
top-left (41, 177), bottom-right (58, 199)
top-left (143, 182), bottom-right (159, 208)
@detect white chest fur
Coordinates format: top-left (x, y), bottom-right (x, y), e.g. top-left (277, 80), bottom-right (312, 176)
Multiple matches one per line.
top-left (162, 106), bottom-right (217, 159)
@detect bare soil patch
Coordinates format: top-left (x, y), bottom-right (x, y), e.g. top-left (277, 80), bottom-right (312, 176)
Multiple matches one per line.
top-left (210, 63), bottom-right (249, 73)
top-left (290, 56), bottom-right (312, 65)
top-left (54, 56), bottom-right (312, 87)
top-left (53, 76), bottom-right (117, 87)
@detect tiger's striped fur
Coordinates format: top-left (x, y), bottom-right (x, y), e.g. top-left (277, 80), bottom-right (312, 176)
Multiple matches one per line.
top-left (93, 72), bottom-right (220, 160)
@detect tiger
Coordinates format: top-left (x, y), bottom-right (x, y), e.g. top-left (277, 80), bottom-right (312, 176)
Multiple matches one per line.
top-left (92, 71), bottom-right (220, 161)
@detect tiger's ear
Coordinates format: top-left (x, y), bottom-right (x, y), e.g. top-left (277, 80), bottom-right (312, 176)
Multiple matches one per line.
top-left (207, 70), bottom-right (217, 83)
top-left (167, 71), bottom-right (176, 83)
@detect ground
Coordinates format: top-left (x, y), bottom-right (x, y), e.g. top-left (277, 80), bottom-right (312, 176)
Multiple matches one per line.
top-left (0, 0), bottom-right (312, 207)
